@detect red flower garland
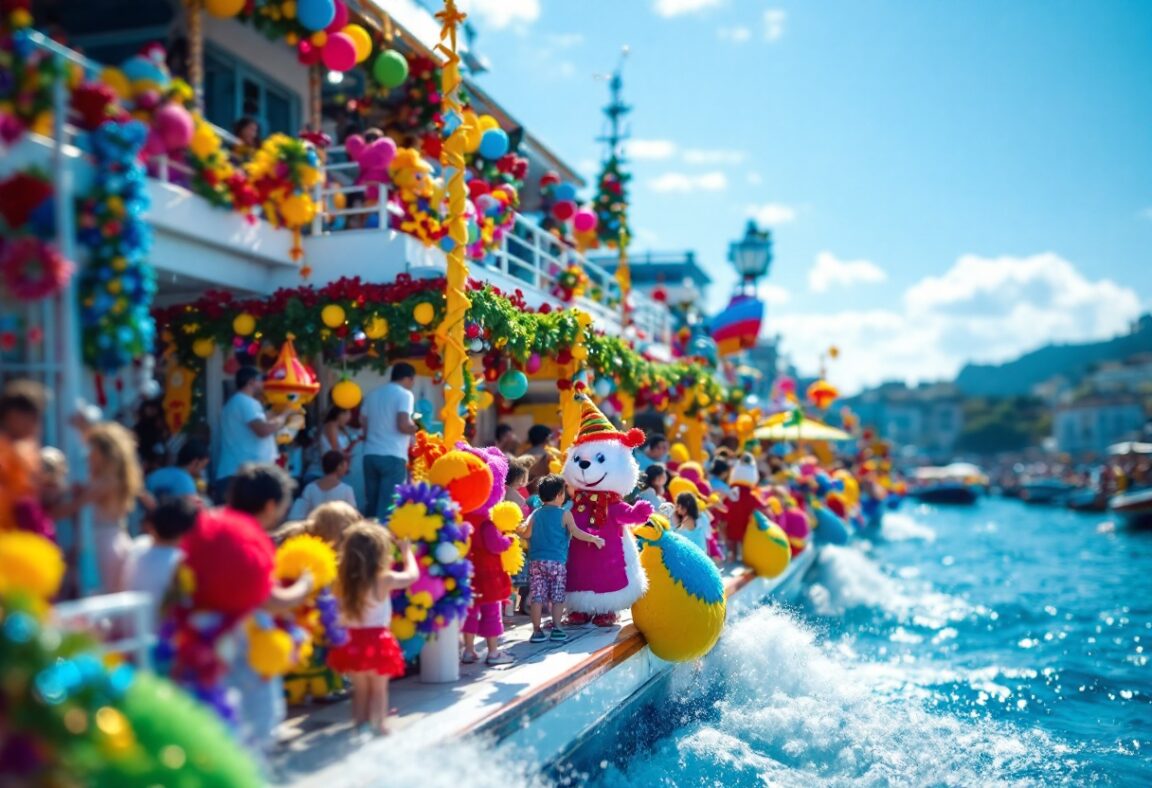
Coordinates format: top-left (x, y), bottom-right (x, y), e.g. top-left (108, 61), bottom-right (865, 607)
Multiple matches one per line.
top-left (0, 237), bottom-right (74, 302)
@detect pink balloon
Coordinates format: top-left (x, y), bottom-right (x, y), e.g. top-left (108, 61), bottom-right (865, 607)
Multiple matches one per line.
top-left (325, 0), bottom-right (349, 32)
top-left (526, 353), bottom-right (542, 374)
top-left (572, 208), bottom-right (597, 233)
top-left (410, 573), bottom-right (446, 601)
top-left (154, 103), bottom-right (193, 151)
top-left (298, 40), bottom-right (322, 66)
top-left (322, 32), bottom-right (357, 72)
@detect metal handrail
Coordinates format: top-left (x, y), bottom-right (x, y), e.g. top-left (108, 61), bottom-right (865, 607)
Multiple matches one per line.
top-left (54, 591), bottom-right (156, 670)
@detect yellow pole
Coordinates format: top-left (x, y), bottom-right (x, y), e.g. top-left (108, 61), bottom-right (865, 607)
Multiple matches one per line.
top-left (434, 1), bottom-right (469, 445)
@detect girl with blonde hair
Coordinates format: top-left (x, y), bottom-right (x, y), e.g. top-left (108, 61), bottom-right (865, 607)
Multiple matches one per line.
top-left (327, 522), bottom-right (418, 735)
top-left (306, 500), bottom-right (361, 550)
top-left (83, 422), bottom-right (144, 593)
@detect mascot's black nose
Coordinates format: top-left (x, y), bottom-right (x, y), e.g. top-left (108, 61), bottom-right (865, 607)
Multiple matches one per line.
top-left (578, 459), bottom-right (591, 470)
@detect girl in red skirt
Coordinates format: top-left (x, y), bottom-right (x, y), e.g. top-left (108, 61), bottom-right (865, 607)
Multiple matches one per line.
top-left (328, 522), bottom-right (419, 735)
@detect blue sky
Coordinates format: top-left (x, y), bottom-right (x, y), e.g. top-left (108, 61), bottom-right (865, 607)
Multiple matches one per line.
top-left (459, 0), bottom-right (1152, 391)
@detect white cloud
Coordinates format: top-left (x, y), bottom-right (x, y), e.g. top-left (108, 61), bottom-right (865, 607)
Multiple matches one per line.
top-left (654, 0), bottom-right (723, 17)
top-left (746, 172), bottom-right (763, 185)
top-left (682, 148), bottom-right (746, 165)
top-left (747, 202), bottom-right (797, 226)
top-left (808, 251), bottom-right (887, 292)
top-left (648, 171), bottom-right (728, 192)
top-left (717, 26), bottom-right (752, 43)
top-left (557, 61), bottom-right (576, 78)
top-left (627, 139), bottom-right (678, 160)
top-left (767, 253), bottom-right (1142, 393)
top-left (764, 8), bottom-right (787, 41)
top-left (460, 0), bottom-right (540, 29)
top-left (759, 283), bottom-right (791, 306)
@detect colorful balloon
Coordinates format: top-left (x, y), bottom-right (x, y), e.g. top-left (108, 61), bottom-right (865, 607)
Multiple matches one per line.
top-left (478, 128), bottom-right (509, 160)
top-left (297, 0), bottom-right (336, 31)
top-left (553, 182), bottom-right (577, 202)
top-left (205, 0), bottom-right (245, 18)
top-left (551, 200), bottom-right (576, 222)
top-left (343, 24), bottom-right (372, 63)
top-left (497, 369), bottom-right (529, 400)
top-left (321, 32), bottom-right (357, 71)
top-left (373, 50), bottom-right (408, 88)
top-left (572, 209), bottom-right (597, 233)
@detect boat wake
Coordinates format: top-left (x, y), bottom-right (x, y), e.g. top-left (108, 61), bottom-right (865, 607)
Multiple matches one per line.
top-left (878, 511), bottom-right (936, 542)
top-left (593, 606), bottom-right (1080, 787)
top-left (805, 545), bottom-right (969, 628)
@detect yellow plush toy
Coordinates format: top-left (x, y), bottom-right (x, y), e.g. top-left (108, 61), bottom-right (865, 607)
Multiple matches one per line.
top-left (631, 515), bottom-right (726, 663)
top-left (490, 501), bottom-right (525, 575)
top-left (742, 510), bottom-right (792, 578)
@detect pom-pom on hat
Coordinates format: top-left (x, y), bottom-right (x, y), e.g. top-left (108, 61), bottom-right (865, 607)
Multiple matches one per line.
top-left (573, 394), bottom-right (644, 448)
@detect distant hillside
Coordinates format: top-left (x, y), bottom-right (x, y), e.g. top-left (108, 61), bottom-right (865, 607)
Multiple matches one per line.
top-left (955, 315), bottom-right (1152, 397)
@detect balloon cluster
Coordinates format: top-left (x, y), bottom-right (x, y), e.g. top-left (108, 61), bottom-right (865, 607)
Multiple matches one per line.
top-left (386, 482), bottom-right (473, 657)
top-left (77, 118), bottom-right (156, 372)
top-left (465, 182), bottom-right (517, 262)
top-left (0, 532), bottom-right (259, 785)
top-left (388, 147), bottom-right (444, 245)
top-left (245, 133), bottom-right (323, 263)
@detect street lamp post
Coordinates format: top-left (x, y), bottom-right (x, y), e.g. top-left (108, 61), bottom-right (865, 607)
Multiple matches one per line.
top-left (728, 220), bottom-right (773, 293)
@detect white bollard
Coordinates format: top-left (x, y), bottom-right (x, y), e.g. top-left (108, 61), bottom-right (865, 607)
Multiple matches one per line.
top-left (419, 617), bottom-right (461, 683)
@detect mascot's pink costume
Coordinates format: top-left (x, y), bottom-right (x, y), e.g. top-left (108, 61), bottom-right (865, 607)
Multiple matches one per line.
top-left (460, 446), bottom-right (514, 643)
top-left (564, 396), bottom-right (652, 627)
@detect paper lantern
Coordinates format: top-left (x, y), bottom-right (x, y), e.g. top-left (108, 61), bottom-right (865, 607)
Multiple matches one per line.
top-left (192, 338), bottom-right (215, 358)
top-left (497, 369), bottom-right (528, 400)
top-left (205, 0), bottom-right (245, 18)
top-left (365, 315), bottom-right (388, 339)
top-left (373, 50), bottom-right (408, 88)
top-left (321, 304), bottom-right (346, 328)
top-left (321, 32), bottom-right (357, 72)
top-left (413, 302), bottom-right (435, 325)
top-left (297, 0), bottom-right (336, 31)
top-left (331, 379), bottom-right (363, 410)
top-left (232, 313), bottom-right (256, 336)
top-left (343, 24), bottom-right (372, 63)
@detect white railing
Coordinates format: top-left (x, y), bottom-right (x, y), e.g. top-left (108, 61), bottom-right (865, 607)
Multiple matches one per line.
top-left (54, 592), bottom-right (156, 670)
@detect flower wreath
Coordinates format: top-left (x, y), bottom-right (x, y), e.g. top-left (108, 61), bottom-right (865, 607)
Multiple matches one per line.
top-left (0, 236), bottom-right (74, 302)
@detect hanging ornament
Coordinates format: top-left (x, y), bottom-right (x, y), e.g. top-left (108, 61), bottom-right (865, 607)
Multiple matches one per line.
top-left (412, 302), bottom-right (435, 325)
top-left (192, 338), bottom-right (215, 359)
top-left (321, 304), bottom-right (346, 328)
top-left (373, 50), bottom-right (409, 89)
top-left (232, 313), bottom-right (256, 336)
top-left (364, 315), bottom-right (388, 339)
top-left (497, 369), bottom-right (528, 400)
top-left (331, 379), bottom-right (363, 410)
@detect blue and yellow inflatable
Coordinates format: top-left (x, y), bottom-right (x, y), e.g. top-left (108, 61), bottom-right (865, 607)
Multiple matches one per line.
top-left (743, 510), bottom-right (792, 578)
top-left (632, 516), bottom-right (726, 662)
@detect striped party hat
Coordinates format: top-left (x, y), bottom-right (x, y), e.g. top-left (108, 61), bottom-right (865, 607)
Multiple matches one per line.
top-left (573, 394), bottom-right (645, 448)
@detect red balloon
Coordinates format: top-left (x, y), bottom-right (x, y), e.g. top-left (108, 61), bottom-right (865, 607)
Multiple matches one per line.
top-left (540, 171), bottom-right (561, 187)
top-left (468, 180), bottom-right (491, 199)
top-left (551, 200), bottom-right (576, 221)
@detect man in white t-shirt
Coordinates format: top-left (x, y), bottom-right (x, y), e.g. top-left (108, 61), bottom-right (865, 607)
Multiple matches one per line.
top-left (213, 367), bottom-right (287, 503)
top-left (361, 363), bottom-right (419, 518)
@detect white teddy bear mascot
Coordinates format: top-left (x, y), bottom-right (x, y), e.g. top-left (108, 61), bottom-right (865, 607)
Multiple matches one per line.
top-left (563, 395), bottom-right (652, 627)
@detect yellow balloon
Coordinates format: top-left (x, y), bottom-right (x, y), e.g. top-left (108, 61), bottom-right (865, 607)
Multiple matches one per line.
top-left (478, 114), bottom-right (500, 132)
top-left (365, 315), bottom-right (388, 339)
top-left (321, 304), bottom-right (346, 328)
top-left (192, 338), bottom-right (215, 358)
top-left (279, 193), bottom-right (315, 227)
top-left (99, 66), bottom-right (130, 98)
top-left (232, 313), bottom-right (256, 336)
top-left (205, 0), bottom-right (246, 18)
top-left (190, 124), bottom-right (220, 159)
top-left (331, 380), bottom-right (363, 409)
top-left (413, 302), bottom-right (435, 325)
top-left (343, 24), bottom-right (373, 64)
top-left (331, 191), bottom-right (347, 210)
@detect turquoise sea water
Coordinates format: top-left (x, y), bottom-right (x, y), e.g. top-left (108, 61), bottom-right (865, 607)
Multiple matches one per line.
top-left (583, 498), bottom-right (1152, 786)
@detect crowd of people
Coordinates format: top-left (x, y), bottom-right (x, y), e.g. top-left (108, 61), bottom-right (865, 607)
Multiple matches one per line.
top-left (0, 367), bottom-right (874, 770)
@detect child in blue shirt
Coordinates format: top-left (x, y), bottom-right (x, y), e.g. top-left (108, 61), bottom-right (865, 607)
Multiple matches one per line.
top-left (518, 474), bottom-right (604, 643)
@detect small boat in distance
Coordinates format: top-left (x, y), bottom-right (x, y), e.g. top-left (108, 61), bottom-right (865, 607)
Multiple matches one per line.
top-left (909, 463), bottom-right (985, 506)
top-left (1108, 488), bottom-right (1152, 530)
top-left (1019, 478), bottom-right (1078, 506)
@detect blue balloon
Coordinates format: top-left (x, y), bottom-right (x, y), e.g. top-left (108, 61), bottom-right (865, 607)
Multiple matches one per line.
top-left (297, 0), bottom-right (336, 31)
top-left (478, 128), bottom-right (509, 160)
top-left (29, 198), bottom-right (55, 236)
top-left (439, 236), bottom-right (457, 252)
top-left (554, 182), bottom-right (577, 202)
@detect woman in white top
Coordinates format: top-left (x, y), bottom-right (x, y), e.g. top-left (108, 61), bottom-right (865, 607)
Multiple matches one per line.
top-left (291, 450), bottom-right (358, 519)
top-left (304, 406), bottom-right (357, 482)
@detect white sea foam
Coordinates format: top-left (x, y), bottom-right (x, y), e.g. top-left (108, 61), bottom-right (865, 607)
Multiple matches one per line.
top-left (597, 606), bottom-right (1078, 787)
top-left (880, 511), bottom-right (937, 542)
top-left (807, 545), bottom-right (971, 628)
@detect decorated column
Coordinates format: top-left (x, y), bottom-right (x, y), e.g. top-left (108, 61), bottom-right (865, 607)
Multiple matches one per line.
top-left (434, 0), bottom-right (470, 446)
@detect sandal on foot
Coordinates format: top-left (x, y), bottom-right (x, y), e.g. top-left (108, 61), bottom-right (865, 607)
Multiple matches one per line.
top-left (485, 651), bottom-right (515, 666)
top-left (529, 630), bottom-right (547, 643)
top-left (549, 627), bottom-right (569, 642)
top-left (461, 652), bottom-right (479, 664)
